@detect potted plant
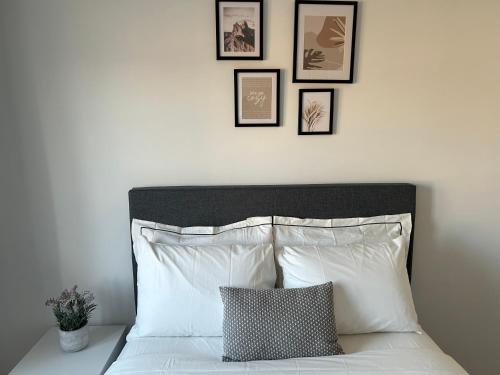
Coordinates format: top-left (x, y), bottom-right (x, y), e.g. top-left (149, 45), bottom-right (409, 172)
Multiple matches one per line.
top-left (45, 285), bottom-right (97, 352)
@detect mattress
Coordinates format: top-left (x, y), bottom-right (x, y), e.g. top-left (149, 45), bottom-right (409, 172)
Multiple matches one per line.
top-left (105, 331), bottom-right (467, 374)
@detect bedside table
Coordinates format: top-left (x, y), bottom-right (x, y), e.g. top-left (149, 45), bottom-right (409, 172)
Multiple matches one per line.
top-left (9, 325), bottom-right (127, 375)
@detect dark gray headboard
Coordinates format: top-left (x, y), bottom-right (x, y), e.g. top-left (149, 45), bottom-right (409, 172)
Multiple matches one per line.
top-left (129, 184), bottom-right (416, 306)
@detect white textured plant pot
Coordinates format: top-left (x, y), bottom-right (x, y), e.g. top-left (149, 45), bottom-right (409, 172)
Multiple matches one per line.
top-left (58, 325), bottom-right (89, 352)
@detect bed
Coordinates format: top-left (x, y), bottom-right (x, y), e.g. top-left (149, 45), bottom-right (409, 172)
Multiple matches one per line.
top-left (107, 332), bottom-right (464, 374)
top-left (105, 184), bottom-right (467, 374)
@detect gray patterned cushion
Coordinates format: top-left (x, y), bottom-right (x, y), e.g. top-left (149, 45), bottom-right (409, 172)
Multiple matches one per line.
top-left (219, 282), bottom-right (344, 362)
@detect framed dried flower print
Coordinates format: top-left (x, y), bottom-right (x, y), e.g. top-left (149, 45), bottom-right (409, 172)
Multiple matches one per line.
top-left (216, 0), bottom-right (263, 60)
top-left (234, 69), bottom-right (280, 127)
top-left (298, 88), bottom-right (334, 135)
top-left (293, 1), bottom-right (358, 83)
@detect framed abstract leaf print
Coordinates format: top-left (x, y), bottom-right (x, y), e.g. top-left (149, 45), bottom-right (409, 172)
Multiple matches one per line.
top-left (293, 1), bottom-right (358, 83)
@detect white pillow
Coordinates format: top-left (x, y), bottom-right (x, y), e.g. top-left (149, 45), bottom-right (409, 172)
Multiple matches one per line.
top-left (273, 214), bottom-right (412, 258)
top-left (277, 236), bottom-right (420, 334)
top-left (128, 235), bottom-right (276, 338)
top-left (132, 216), bottom-right (273, 246)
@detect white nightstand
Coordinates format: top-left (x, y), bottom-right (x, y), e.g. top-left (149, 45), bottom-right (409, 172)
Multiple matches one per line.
top-left (9, 325), bottom-right (127, 375)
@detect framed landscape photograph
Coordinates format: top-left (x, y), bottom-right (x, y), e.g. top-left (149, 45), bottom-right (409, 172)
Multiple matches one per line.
top-left (216, 0), bottom-right (263, 60)
top-left (293, 1), bottom-right (358, 83)
top-left (234, 69), bottom-right (280, 127)
top-left (298, 88), bottom-right (334, 135)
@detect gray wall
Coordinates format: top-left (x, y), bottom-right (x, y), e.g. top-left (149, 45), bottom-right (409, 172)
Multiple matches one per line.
top-left (1, 0), bottom-right (499, 373)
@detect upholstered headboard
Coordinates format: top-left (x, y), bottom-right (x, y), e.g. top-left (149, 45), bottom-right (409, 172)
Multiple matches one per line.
top-left (128, 184), bottom-right (416, 306)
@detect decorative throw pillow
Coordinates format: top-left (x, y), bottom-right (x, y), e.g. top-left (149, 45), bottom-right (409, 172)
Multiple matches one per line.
top-left (219, 282), bottom-right (344, 362)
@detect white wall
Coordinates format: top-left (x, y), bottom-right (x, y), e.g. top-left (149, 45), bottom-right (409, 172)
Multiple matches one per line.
top-left (0, 3), bottom-right (64, 373)
top-left (0, 0), bottom-right (499, 373)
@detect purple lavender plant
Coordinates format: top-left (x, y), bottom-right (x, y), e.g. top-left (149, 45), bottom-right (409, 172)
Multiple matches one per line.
top-left (45, 285), bottom-right (97, 331)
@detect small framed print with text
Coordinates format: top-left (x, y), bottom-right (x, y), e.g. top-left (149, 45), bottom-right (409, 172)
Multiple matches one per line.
top-left (298, 88), bottom-right (334, 135)
top-left (293, 1), bottom-right (358, 83)
top-left (216, 0), bottom-right (263, 60)
top-left (234, 69), bottom-right (280, 127)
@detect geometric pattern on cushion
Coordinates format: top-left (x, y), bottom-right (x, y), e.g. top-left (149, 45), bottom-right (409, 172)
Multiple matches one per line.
top-left (219, 282), bottom-right (344, 362)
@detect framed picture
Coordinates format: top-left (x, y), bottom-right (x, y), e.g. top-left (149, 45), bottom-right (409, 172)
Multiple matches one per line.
top-left (293, 1), bottom-right (358, 83)
top-left (215, 0), bottom-right (263, 60)
top-left (234, 69), bottom-right (280, 127)
top-left (298, 88), bottom-right (334, 135)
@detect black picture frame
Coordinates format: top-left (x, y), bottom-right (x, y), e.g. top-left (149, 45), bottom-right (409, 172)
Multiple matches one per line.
top-left (215, 0), bottom-right (264, 60)
top-left (298, 88), bottom-right (334, 135)
top-left (234, 69), bottom-right (280, 127)
top-left (293, 0), bottom-right (358, 83)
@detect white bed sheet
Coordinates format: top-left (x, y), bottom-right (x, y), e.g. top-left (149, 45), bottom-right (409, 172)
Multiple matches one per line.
top-left (106, 331), bottom-right (467, 375)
